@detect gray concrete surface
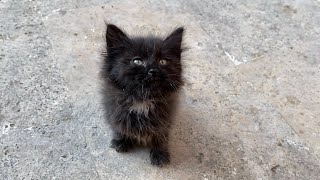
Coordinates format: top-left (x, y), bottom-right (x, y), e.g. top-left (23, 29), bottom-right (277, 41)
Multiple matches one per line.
top-left (1, 0), bottom-right (320, 179)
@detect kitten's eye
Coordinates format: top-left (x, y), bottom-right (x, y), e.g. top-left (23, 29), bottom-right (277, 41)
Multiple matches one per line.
top-left (133, 58), bottom-right (143, 66)
top-left (159, 59), bottom-right (168, 65)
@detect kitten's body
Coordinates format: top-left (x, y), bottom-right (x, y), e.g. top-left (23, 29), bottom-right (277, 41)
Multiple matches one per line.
top-left (101, 24), bottom-right (184, 166)
top-left (102, 80), bottom-right (176, 145)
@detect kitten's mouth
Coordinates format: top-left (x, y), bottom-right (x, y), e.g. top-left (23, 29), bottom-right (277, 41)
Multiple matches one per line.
top-left (144, 75), bottom-right (161, 83)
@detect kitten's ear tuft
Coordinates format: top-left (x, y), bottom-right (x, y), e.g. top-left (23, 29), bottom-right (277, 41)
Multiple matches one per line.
top-left (106, 24), bottom-right (129, 48)
top-left (163, 27), bottom-right (184, 56)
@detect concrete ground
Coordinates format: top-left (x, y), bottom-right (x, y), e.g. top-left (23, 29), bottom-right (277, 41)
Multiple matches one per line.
top-left (1, 0), bottom-right (320, 179)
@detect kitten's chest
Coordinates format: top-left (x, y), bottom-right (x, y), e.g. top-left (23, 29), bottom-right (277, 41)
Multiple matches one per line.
top-left (129, 100), bottom-right (155, 116)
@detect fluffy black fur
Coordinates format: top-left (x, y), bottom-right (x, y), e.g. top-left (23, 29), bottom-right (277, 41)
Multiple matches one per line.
top-left (101, 24), bottom-right (184, 166)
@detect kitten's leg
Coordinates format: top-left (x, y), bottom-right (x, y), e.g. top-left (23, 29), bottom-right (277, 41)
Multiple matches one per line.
top-left (110, 132), bottom-right (134, 152)
top-left (150, 132), bottom-right (170, 166)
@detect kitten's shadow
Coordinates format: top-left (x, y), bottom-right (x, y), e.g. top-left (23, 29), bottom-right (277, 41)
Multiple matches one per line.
top-left (169, 105), bottom-right (250, 177)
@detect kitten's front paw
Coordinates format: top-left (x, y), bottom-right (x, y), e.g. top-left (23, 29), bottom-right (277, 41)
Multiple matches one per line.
top-left (150, 149), bottom-right (170, 167)
top-left (110, 139), bottom-right (133, 152)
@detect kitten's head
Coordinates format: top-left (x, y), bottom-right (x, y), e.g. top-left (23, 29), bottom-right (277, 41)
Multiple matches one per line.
top-left (103, 24), bottom-right (184, 99)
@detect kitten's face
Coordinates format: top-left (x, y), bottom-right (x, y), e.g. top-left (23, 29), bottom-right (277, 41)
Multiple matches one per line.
top-left (104, 24), bottom-right (184, 99)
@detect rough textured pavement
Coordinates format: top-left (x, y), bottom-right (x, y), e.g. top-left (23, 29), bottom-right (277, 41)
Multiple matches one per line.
top-left (1, 0), bottom-right (320, 179)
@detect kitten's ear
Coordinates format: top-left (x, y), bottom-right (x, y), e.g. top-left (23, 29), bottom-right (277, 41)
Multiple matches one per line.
top-left (163, 27), bottom-right (184, 52)
top-left (106, 24), bottom-right (129, 48)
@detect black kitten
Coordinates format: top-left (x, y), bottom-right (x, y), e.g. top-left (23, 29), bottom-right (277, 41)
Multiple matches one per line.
top-left (101, 24), bottom-right (184, 166)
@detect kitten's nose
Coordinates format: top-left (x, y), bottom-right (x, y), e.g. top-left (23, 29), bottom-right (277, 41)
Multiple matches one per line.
top-left (148, 69), bottom-right (159, 76)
